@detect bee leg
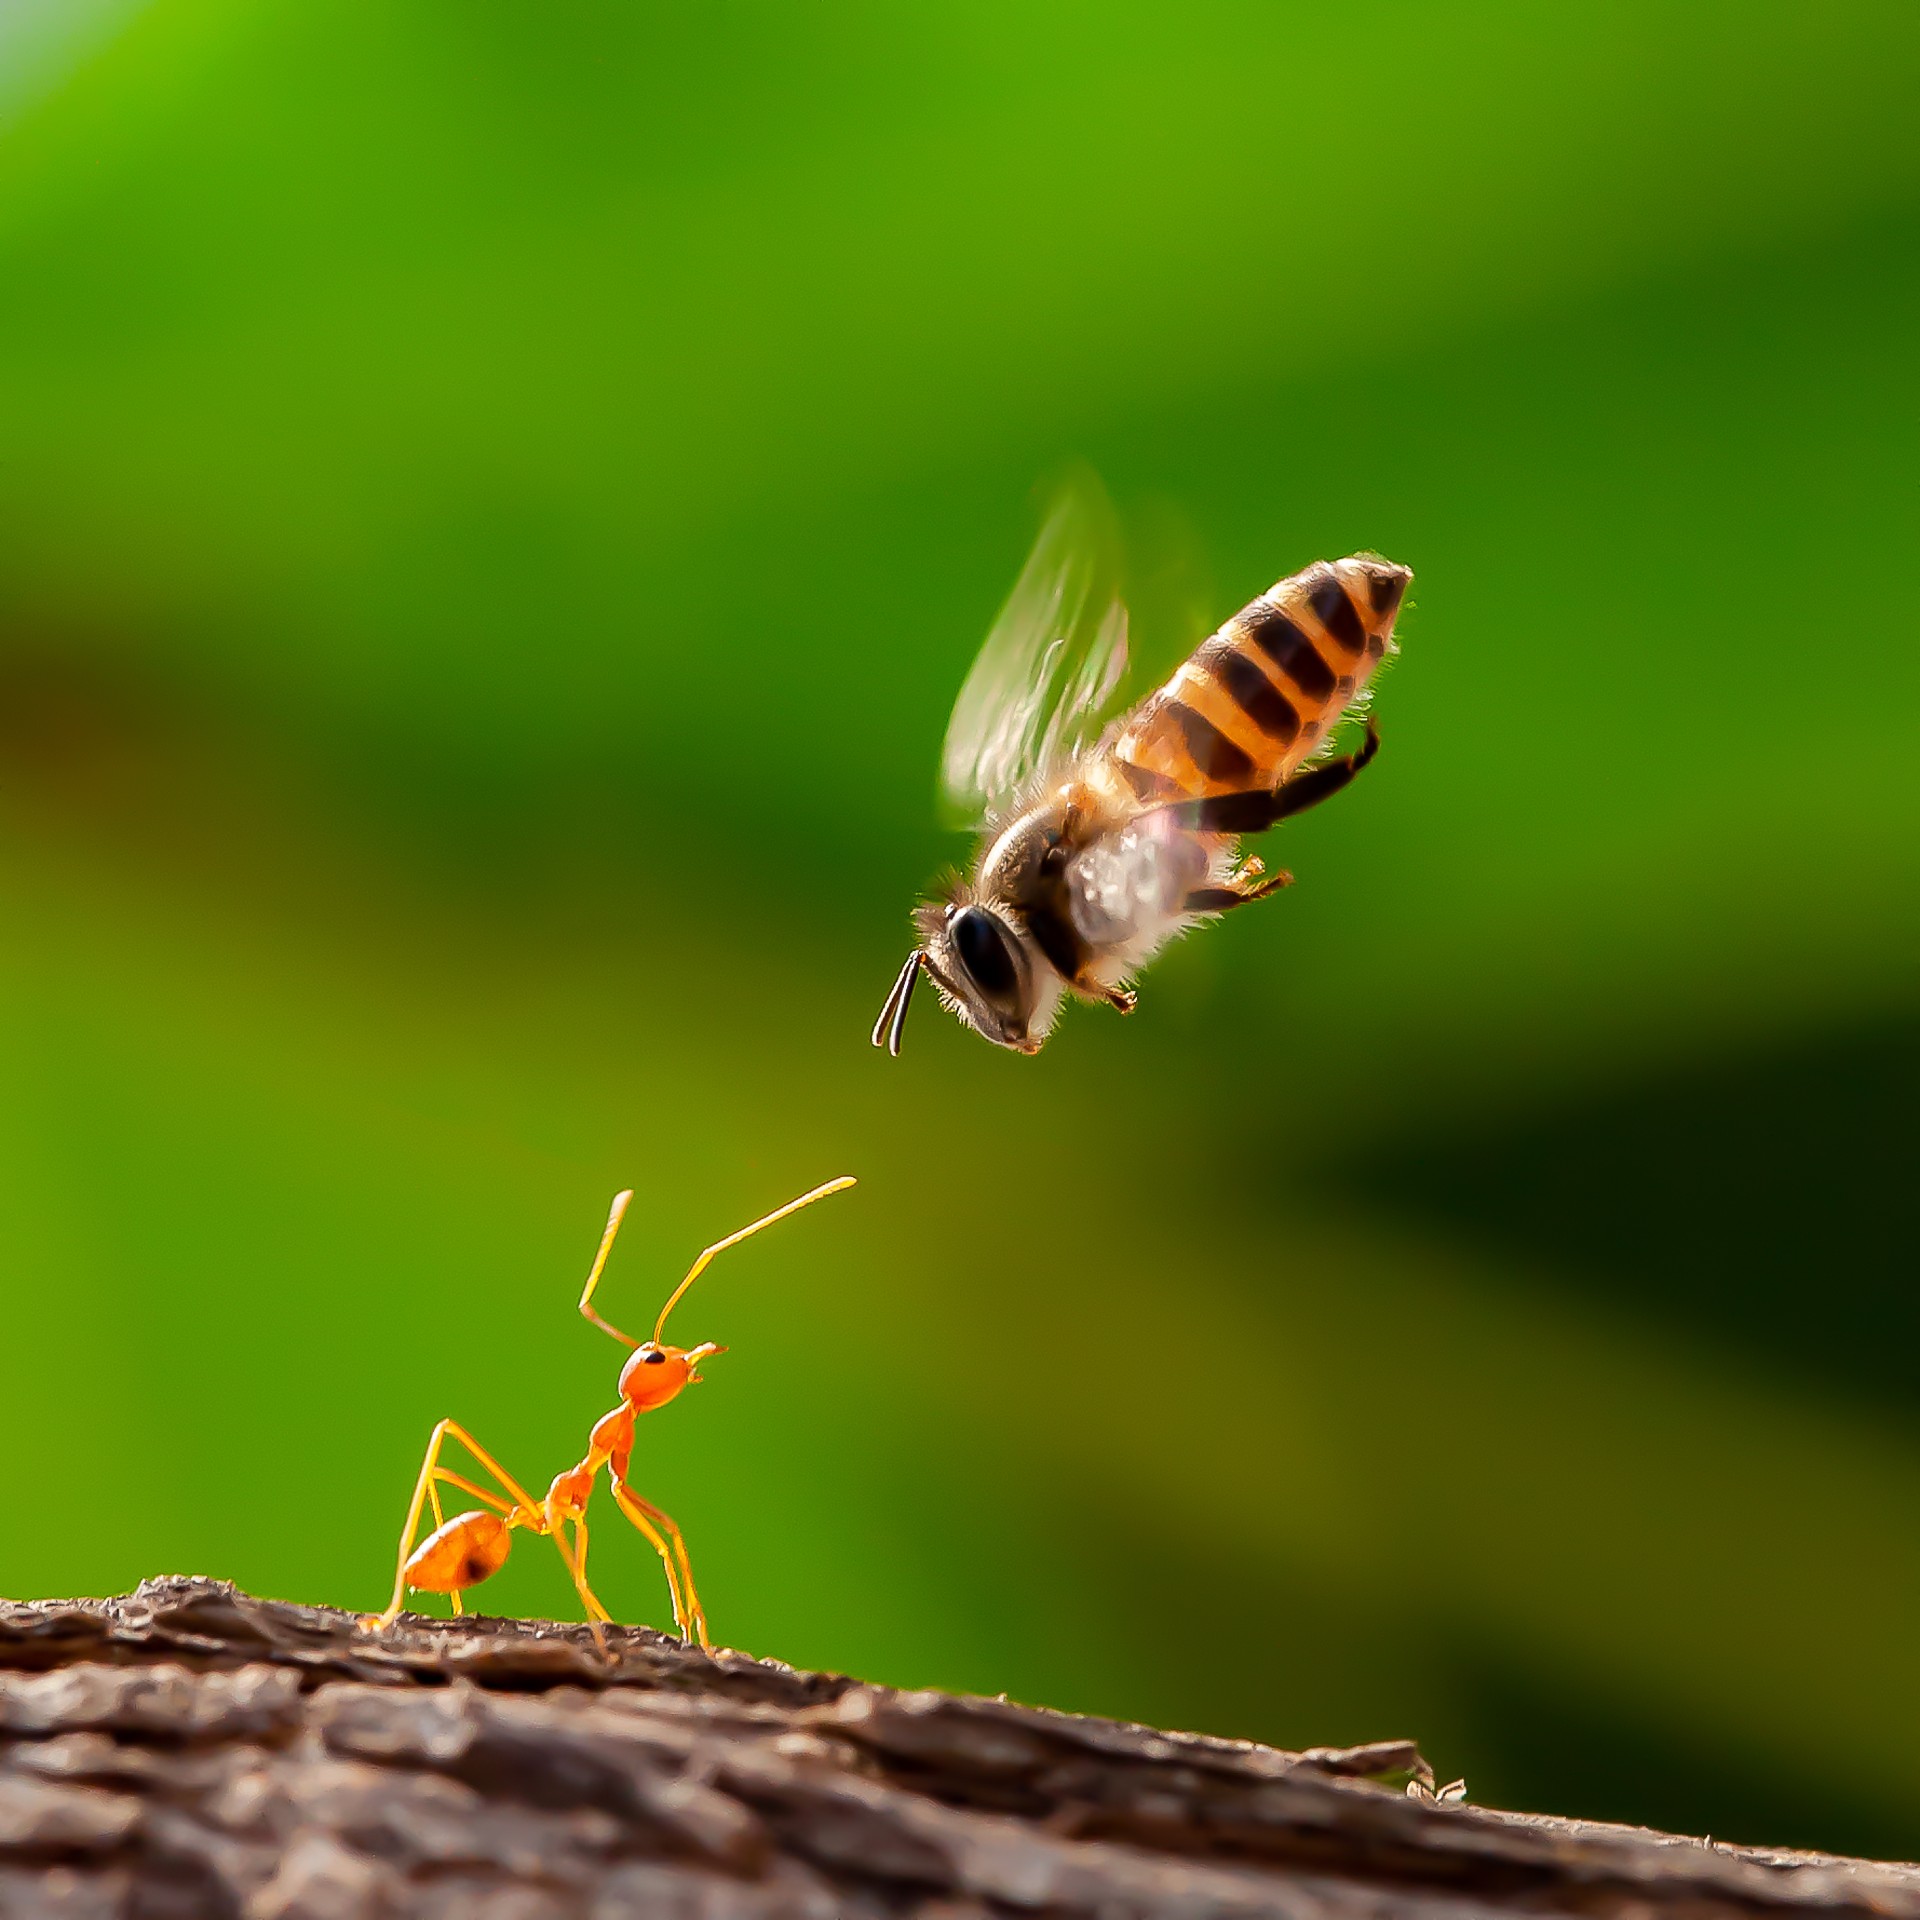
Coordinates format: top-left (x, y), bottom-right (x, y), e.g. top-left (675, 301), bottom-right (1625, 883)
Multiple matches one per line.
top-left (1266, 718), bottom-right (1380, 822)
top-left (1094, 984), bottom-right (1137, 1015)
top-left (1185, 870), bottom-right (1295, 913)
top-left (1162, 717), bottom-right (1381, 835)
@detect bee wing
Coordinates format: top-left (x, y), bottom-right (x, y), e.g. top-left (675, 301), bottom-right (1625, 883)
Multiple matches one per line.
top-left (939, 475), bottom-right (1131, 827)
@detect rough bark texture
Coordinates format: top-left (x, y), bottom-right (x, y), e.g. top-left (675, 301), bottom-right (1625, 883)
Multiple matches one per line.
top-left (0, 1580), bottom-right (1913, 1919)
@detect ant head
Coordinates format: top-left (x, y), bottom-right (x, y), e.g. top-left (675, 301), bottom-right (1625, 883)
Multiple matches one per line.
top-left (618, 1338), bottom-right (725, 1414)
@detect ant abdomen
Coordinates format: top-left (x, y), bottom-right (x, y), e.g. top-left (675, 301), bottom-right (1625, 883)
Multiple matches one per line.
top-left (404, 1510), bottom-right (512, 1594)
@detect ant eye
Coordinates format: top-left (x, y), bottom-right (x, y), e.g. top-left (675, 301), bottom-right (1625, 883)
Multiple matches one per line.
top-left (950, 906), bottom-right (1019, 1008)
top-left (642, 1348), bottom-right (668, 1366)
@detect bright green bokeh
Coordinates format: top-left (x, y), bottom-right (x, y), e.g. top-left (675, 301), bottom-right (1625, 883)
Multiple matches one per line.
top-left (1, 0), bottom-right (1915, 1858)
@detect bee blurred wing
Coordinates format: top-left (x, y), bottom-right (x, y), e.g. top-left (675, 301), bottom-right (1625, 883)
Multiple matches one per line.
top-left (939, 476), bottom-right (1130, 826)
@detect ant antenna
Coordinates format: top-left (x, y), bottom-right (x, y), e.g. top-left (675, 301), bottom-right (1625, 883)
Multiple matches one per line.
top-left (871, 950), bottom-right (924, 1057)
top-left (653, 1176), bottom-right (856, 1346)
top-left (577, 1189), bottom-right (639, 1348)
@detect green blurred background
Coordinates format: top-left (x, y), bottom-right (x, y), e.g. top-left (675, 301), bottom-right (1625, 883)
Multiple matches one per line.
top-left (1, 0), bottom-right (1916, 1858)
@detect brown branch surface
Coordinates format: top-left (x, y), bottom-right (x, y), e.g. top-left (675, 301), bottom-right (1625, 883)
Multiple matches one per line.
top-left (0, 1579), bottom-right (1913, 1919)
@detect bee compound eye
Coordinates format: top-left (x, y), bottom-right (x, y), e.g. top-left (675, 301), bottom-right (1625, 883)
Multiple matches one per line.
top-left (950, 906), bottom-right (1020, 1007)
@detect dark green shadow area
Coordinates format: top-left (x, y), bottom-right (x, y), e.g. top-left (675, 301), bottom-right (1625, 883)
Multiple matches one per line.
top-left (1442, 1635), bottom-right (1920, 1863)
top-left (1338, 1007), bottom-right (1919, 1417)
top-left (1071, 1501), bottom-right (1920, 1864)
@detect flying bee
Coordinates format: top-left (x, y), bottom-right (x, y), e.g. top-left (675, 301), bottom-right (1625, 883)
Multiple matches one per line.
top-left (873, 482), bottom-right (1411, 1055)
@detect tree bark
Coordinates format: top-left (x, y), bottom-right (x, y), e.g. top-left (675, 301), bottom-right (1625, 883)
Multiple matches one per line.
top-left (0, 1579), bottom-right (1912, 1918)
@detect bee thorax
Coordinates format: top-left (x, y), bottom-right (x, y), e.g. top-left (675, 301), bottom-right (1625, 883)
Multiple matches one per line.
top-left (1066, 823), bottom-right (1207, 947)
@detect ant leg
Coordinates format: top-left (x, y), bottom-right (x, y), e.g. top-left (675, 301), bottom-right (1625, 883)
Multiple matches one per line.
top-left (370, 1419), bottom-right (456, 1629)
top-left (608, 1485), bottom-right (691, 1640)
top-left (365, 1418), bottom-right (544, 1631)
top-left (612, 1481), bottom-right (709, 1651)
top-left (433, 1468), bottom-right (515, 1514)
top-left (566, 1515), bottom-right (614, 1625)
top-left (549, 1520), bottom-right (610, 1655)
top-left (424, 1474), bottom-right (463, 1619)
top-left (601, 1443), bottom-right (690, 1636)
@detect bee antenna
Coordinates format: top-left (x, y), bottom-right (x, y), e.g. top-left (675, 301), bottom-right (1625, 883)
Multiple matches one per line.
top-left (871, 950), bottom-right (925, 1057)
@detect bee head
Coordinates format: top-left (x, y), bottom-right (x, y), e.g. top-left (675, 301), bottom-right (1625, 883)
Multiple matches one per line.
top-left (872, 899), bottom-right (1051, 1056)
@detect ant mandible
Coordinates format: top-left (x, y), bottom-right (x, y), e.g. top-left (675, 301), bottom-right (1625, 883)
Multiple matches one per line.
top-left (361, 1176), bottom-right (855, 1652)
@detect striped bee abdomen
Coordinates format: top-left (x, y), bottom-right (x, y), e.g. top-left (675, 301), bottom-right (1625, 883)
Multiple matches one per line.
top-left (1108, 556), bottom-right (1409, 804)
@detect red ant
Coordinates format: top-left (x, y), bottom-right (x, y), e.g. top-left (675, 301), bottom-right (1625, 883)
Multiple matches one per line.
top-left (361, 1176), bottom-right (855, 1651)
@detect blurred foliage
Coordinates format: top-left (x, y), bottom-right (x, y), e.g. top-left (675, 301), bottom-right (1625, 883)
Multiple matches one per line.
top-left (1, 0), bottom-right (1916, 1860)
